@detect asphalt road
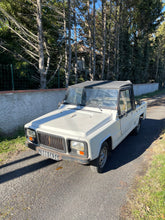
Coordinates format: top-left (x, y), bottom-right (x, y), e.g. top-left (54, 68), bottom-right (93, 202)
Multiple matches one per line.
top-left (0, 95), bottom-right (165, 220)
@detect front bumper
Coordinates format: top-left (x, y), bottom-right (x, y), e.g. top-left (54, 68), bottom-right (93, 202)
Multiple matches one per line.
top-left (26, 141), bottom-right (90, 165)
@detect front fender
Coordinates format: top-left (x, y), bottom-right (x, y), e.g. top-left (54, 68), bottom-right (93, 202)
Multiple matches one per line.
top-left (89, 134), bottom-right (112, 160)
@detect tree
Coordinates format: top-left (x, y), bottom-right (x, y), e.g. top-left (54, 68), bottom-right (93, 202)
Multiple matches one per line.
top-left (153, 21), bottom-right (165, 85)
top-left (0, 0), bottom-right (164, 89)
top-left (101, 0), bottom-right (107, 80)
top-left (73, 0), bottom-right (78, 83)
top-left (0, 0), bottom-right (63, 88)
top-left (87, 0), bottom-right (92, 80)
top-left (0, 0), bottom-right (49, 88)
top-left (130, 0), bottom-right (163, 82)
top-left (36, 0), bottom-right (49, 88)
top-left (92, 0), bottom-right (96, 80)
top-left (67, 0), bottom-right (72, 88)
top-left (107, 0), bottom-right (112, 79)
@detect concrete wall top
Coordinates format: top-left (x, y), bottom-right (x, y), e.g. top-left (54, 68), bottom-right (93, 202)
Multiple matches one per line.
top-left (0, 88), bottom-right (66, 95)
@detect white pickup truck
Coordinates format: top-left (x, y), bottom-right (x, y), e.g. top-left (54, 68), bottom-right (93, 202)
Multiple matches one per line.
top-left (25, 81), bottom-right (147, 173)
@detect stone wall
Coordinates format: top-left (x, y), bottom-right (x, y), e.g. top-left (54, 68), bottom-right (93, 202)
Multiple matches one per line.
top-left (0, 89), bottom-right (66, 135)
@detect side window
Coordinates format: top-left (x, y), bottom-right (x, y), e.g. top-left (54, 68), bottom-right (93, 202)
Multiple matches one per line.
top-left (119, 89), bottom-right (132, 115)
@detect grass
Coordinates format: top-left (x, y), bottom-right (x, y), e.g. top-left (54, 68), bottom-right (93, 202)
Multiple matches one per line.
top-left (124, 130), bottom-right (165, 219)
top-left (0, 129), bottom-right (26, 164)
top-left (136, 88), bottom-right (165, 100)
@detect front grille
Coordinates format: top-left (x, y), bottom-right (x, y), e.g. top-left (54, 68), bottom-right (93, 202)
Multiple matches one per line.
top-left (38, 133), bottom-right (65, 152)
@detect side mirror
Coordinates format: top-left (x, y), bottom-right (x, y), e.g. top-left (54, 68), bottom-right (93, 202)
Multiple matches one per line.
top-left (58, 102), bottom-right (61, 108)
top-left (135, 100), bottom-right (141, 106)
top-left (118, 110), bottom-right (127, 118)
top-left (58, 100), bottom-right (64, 108)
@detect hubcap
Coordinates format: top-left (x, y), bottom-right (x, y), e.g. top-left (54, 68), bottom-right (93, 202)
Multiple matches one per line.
top-left (99, 146), bottom-right (108, 169)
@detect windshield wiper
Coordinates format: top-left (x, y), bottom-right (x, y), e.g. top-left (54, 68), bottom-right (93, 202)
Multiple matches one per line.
top-left (63, 101), bottom-right (70, 104)
top-left (97, 104), bottom-right (103, 111)
top-left (64, 101), bottom-right (85, 107)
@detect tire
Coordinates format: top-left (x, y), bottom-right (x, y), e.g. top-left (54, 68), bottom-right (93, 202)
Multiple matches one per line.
top-left (133, 118), bottom-right (141, 135)
top-left (90, 141), bottom-right (110, 173)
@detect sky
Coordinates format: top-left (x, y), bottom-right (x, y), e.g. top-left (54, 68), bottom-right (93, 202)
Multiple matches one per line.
top-left (163, 0), bottom-right (165, 11)
top-left (96, 0), bottom-right (165, 13)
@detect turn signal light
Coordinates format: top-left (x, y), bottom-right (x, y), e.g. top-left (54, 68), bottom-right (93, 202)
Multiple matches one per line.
top-left (79, 151), bottom-right (84, 155)
top-left (29, 136), bottom-right (34, 142)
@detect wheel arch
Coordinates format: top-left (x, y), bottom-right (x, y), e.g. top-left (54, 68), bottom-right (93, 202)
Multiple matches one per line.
top-left (100, 136), bottom-right (112, 153)
top-left (140, 113), bottom-right (144, 120)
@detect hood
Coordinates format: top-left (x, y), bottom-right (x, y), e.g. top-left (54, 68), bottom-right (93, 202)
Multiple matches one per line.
top-left (28, 107), bottom-right (113, 137)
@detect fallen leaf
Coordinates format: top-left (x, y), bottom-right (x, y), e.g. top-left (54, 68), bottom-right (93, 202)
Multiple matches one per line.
top-left (56, 166), bottom-right (63, 171)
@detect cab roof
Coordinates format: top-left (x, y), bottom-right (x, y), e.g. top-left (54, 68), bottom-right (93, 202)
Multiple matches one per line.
top-left (70, 80), bottom-right (132, 89)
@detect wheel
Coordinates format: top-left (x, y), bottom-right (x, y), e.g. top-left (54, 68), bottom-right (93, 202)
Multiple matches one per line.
top-left (90, 141), bottom-right (110, 173)
top-left (133, 118), bottom-right (141, 135)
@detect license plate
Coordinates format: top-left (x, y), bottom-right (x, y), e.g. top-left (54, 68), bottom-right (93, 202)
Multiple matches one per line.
top-left (38, 148), bottom-right (60, 161)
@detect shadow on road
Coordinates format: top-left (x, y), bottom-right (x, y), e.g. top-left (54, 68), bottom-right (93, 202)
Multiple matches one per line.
top-left (147, 95), bottom-right (165, 107)
top-left (0, 158), bottom-right (56, 184)
top-left (104, 117), bottom-right (165, 173)
top-left (0, 154), bottom-right (40, 169)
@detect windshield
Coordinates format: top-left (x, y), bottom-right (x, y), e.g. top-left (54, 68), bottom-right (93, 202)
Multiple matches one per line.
top-left (64, 87), bottom-right (118, 110)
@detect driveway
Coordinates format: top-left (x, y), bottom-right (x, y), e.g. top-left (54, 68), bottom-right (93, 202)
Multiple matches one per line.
top-left (0, 95), bottom-right (165, 220)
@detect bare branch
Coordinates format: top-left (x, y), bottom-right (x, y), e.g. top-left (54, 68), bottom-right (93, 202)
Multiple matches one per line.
top-left (47, 55), bottom-right (63, 85)
top-left (43, 41), bottom-right (50, 57)
top-left (0, 6), bottom-right (38, 42)
top-left (0, 44), bottom-right (38, 70)
top-left (21, 45), bottom-right (39, 61)
top-left (42, 4), bottom-right (64, 17)
top-left (25, 0), bottom-right (37, 7)
top-left (20, 25), bottom-right (38, 42)
top-left (31, 75), bottom-right (40, 82)
top-left (8, 25), bottom-right (38, 51)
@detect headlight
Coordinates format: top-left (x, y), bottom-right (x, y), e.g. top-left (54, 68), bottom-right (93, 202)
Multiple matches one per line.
top-left (27, 129), bottom-right (36, 138)
top-left (70, 141), bottom-right (88, 157)
top-left (70, 141), bottom-right (85, 151)
top-left (26, 129), bottom-right (36, 142)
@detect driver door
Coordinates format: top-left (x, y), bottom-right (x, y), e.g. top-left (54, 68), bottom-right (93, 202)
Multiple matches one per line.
top-left (119, 89), bottom-right (134, 137)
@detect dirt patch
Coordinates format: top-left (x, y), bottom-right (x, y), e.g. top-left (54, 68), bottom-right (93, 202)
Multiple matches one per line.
top-left (0, 145), bottom-right (28, 166)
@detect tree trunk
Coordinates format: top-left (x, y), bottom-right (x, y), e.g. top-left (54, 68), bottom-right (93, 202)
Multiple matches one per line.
top-left (101, 0), bottom-right (107, 80)
top-left (144, 38), bottom-right (150, 82)
top-left (87, 0), bottom-right (92, 80)
top-left (73, 0), bottom-right (78, 84)
top-left (116, 0), bottom-right (121, 79)
top-left (107, 0), bottom-right (112, 79)
top-left (114, 2), bottom-right (117, 77)
top-left (63, 0), bottom-right (68, 87)
top-left (114, 0), bottom-right (120, 80)
top-left (156, 48), bottom-right (160, 81)
top-left (92, 0), bottom-right (96, 80)
top-left (68, 0), bottom-right (72, 87)
top-left (36, 0), bottom-right (46, 89)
